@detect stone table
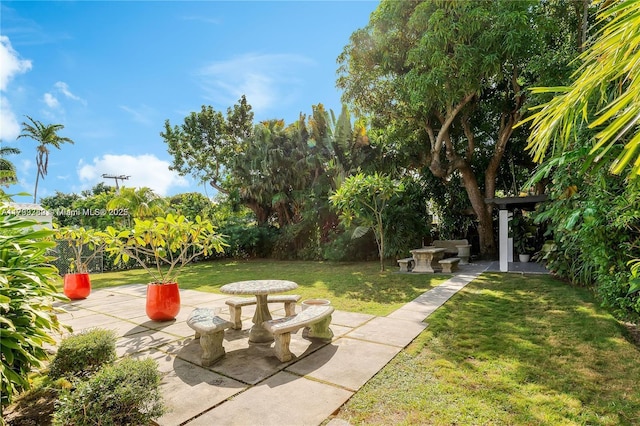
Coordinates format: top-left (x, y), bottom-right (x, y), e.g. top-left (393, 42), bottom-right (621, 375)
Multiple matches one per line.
top-left (220, 280), bottom-right (298, 343)
top-left (410, 247), bottom-right (447, 273)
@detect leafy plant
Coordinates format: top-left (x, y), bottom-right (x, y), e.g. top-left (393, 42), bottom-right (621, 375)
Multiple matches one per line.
top-left (0, 194), bottom-right (68, 413)
top-left (48, 329), bottom-right (116, 379)
top-left (53, 357), bottom-right (165, 426)
top-left (510, 213), bottom-right (537, 255)
top-left (101, 213), bottom-right (227, 284)
top-left (53, 225), bottom-right (106, 273)
top-left (330, 173), bottom-right (403, 271)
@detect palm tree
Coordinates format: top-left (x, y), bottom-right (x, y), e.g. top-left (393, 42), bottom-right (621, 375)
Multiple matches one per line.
top-left (107, 187), bottom-right (167, 222)
top-left (18, 116), bottom-right (75, 203)
top-left (522, 0), bottom-right (640, 180)
top-left (0, 146), bottom-right (21, 186)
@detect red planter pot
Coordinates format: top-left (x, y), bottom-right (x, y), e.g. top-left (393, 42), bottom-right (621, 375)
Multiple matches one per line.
top-left (63, 273), bottom-right (91, 300)
top-left (146, 282), bottom-right (181, 321)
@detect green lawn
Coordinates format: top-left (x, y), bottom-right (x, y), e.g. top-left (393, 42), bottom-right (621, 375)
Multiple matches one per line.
top-left (335, 272), bottom-right (640, 425)
top-left (88, 259), bottom-right (450, 316)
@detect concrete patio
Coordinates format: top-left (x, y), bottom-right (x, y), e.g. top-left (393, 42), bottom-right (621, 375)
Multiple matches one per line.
top-left (54, 262), bottom-right (497, 425)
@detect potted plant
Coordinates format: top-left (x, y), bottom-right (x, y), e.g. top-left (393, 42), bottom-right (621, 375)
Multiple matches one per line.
top-left (509, 213), bottom-right (536, 262)
top-left (54, 226), bottom-right (106, 299)
top-left (101, 214), bottom-right (227, 321)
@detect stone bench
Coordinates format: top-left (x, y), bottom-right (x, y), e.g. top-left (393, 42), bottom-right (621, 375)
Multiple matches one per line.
top-left (439, 257), bottom-right (461, 273)
top-left (262, 305), bottom-right (334, 362)
top-left (226, 294), bottom-right (301, 330)
top-left (433, 239), bottom-right (469, 257)
top-left (397, 257), bottom-right (415, 272)
top-left (187, 308), bottom-right (234, 366)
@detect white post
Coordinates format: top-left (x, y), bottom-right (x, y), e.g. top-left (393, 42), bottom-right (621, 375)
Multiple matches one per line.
top-left (499, 209), bottom-right (509, 272)
top-left (507, 211), bottom-right (514, 262)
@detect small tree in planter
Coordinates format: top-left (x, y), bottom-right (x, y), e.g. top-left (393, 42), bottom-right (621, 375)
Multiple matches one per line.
top-left (101, 214), bottom-right (227, 321)
top-left (54, 226), bottom-right (106, 299)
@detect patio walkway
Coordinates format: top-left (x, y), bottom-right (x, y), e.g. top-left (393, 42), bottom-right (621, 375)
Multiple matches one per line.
top-left (55, 261), bottom-right (499, 425)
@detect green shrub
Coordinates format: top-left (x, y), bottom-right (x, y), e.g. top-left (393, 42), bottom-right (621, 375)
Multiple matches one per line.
top-left (53, 357), bottom-right (165, 426)
top-left (0, 194), bottom-right (69, 412)
top-left (48, 329), bottom-right (116, 379)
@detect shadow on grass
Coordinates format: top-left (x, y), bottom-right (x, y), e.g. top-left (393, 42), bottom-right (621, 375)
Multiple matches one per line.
top-left (409, 272), bottom-right (640, 424)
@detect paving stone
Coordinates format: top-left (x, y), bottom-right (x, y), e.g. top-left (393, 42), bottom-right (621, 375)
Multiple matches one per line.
top-left (115, 329), bottom-right (182, 357)
top-left (345, 316), bottom-right (427, 347)
top-left (331, 310), bottom-right (375, 328)
top-left (286, 337), bottom-right (401, 391)
top-left (155, 359), bottom-right (246, 426)
top-left (182, 371), bottom-right (353, 426)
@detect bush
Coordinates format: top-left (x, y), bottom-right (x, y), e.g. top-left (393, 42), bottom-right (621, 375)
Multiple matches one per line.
top-left (53, 357), bottom-right (165, 426)
top-left (48, 329), bottom-right (116, 379)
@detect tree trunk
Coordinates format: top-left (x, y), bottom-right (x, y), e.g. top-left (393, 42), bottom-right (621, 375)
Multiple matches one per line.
top-left (458, 163), bottom-right (496, 257)
top-left (33, 172), bottom-right (40, 204)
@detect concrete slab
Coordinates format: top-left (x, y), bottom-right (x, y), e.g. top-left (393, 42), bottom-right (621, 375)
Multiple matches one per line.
top-left (107, 284), bottom-right (148, 297)
top-left (331, 310), bottom-right (375, 328)
top-left (183, 371), bottom-right (353, 426)
top-left (386, 307), bottom-right (431, 322)
top-left (286, 336), bottom-right (401, 392)
top-left (61, 313), bottom-right (141, 337)
top-left (345, 316), bottom-right (427, 347)
top-left (115, 329), bottom-right (183, 357)
top-left (155, 359), bottom-right (247, 426)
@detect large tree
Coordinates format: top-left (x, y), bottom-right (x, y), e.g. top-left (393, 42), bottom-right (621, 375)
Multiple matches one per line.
top-left (337, 0), bottom-right (585, 256)
top-left (17, 116), bottom-right (74, 203)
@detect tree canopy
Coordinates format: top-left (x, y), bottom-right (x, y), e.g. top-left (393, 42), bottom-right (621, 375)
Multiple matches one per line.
top-left (337, 0), bottom-right (586, 256)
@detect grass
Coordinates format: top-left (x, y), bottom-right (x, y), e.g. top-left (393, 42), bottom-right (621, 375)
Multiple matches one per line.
top-left (87, 259), bottom-right (451, 316)
top-left (335, 272), bottom-right (640, 425)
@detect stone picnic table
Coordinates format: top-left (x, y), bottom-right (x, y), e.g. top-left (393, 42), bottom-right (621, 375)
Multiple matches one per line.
top-left (219, 280), bottom-right (298, 343)
top-left (410, 247), bottom-right (447, 273)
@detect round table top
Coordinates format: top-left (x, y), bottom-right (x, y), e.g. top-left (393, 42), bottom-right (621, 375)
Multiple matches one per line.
top-left (219, 279), bottom-right (298, 295)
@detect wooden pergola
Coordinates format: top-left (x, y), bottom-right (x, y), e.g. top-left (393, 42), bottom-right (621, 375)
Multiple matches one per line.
top-left (485, 195), bottom-right (547, 272)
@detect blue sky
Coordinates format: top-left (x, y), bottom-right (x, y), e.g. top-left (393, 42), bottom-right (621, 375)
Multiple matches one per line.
top-left (1, 0), bottom-right (378, 202)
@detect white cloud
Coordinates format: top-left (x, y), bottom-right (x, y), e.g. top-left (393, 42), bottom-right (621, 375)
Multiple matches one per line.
top-left (0, 36), bottom-right (31, 140)
top-left (54, 81), bottom-right (86, 105)
top-left (77, 154), bottom-right (189, 196)
top-left (197, 53), bottom-right (313, 115)
top-left (43, 92), bottom-right (60, 109)
top-left (0, 95), bottom-right (21, 140)
top-left (0, 36), bottom-right (32, 92)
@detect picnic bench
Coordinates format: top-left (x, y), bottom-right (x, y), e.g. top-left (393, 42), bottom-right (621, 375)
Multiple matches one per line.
top-left (226, 294), bottom-right (301, 330)
top-left (439, 257), bottom-right (461, 273)
top-left (262, 305), bottom-right (334, 362)
top-left (187, 308), bottom-right (234, 366)
top-left (397, 257), bottom-right (415, 272)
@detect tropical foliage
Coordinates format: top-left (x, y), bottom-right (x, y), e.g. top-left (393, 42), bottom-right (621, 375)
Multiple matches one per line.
top-left (330, 173), bottom-right (403, 271)
top-left (523, 0), bottom-right (640, 179)
top-left (522, 0), bottom-right (640, 318)
top-left (101, 213), bottom-right (227, 284)
top-left (0, 146), bottom-right (21, 186)
top-left (0, 194), bottom-right (68, 412)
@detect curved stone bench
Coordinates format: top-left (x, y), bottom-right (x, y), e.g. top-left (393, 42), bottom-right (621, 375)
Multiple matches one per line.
top-left (187, 308), bottom-right (233, 366)
top-left (438, 257), bottom-right (460, 273)
top-left (226, 294), bottom-right (301, 330)
top-left (262, 305), bottom-right (334, 362)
